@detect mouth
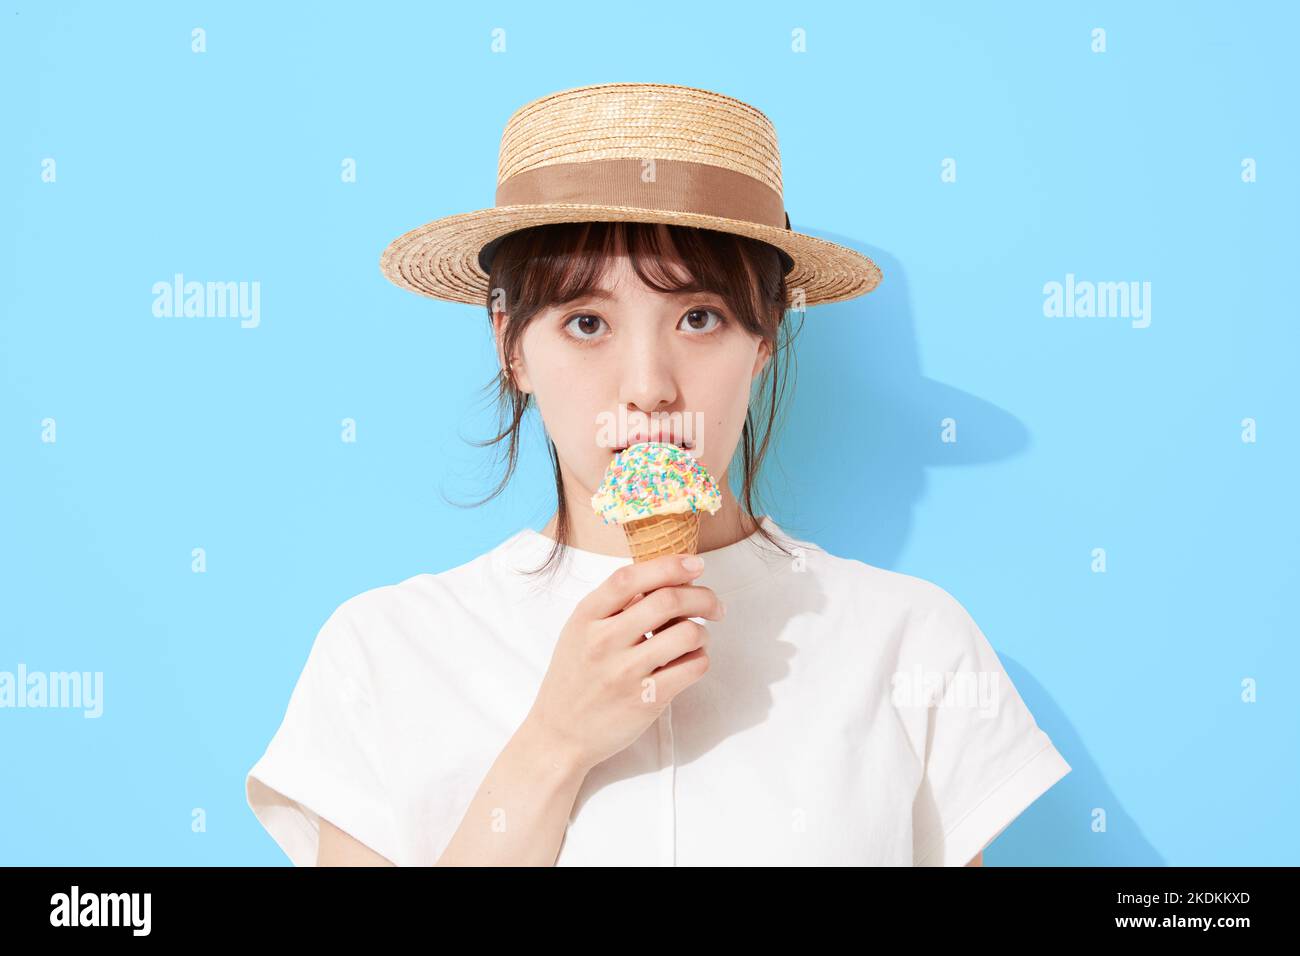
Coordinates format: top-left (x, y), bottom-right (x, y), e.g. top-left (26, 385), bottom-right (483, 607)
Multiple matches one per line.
top-left (611, 438), bottom-right (694, 453)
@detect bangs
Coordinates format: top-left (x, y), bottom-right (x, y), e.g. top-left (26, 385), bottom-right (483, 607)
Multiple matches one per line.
top-left (484, 221), bottom-right (788, 333)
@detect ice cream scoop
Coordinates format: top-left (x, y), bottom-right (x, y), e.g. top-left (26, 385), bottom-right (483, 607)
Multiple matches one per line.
top-left (591, 440), bottom-right (722, 561)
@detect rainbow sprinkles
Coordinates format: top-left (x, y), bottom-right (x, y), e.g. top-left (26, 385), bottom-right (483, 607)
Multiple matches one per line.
top-left (591, 441), bottom-right (723, 526)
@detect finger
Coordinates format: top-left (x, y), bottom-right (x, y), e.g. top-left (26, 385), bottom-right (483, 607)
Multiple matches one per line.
top-left (631, 617), bottom-right (709, 672)
top-left (580, 553), bottom-right (706, 621)
top-left (612, 584), bottom-right (723, 645)
top-left (622, 591), bottom-right (685, 635)
top-left (617, 590), bottom-right (658, 641)
top-left (640, 611), bottom-right (693, 640)
top-left (642, 647), bottom-right (711, 702)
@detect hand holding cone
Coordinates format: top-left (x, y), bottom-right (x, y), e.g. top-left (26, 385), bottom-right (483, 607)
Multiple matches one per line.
top-left (591, 441), bottom-right (722, 636)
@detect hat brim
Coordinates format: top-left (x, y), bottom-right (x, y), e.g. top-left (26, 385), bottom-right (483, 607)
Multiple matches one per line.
top-left (378, 204), bottom-right (882, 308)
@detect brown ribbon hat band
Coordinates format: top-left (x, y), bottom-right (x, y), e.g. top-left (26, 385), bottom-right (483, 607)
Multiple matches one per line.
top-left (379, 82), bottom-right (881, 308)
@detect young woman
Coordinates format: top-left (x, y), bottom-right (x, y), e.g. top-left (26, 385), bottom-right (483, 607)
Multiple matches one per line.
top-left (246, 83), bottom-right (1071, 867)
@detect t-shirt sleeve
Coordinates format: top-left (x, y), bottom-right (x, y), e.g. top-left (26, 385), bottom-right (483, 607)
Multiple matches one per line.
top-left (245, 601), bottom-right (402, 866)
top-left (905, 589), bottom-right (1071, 866)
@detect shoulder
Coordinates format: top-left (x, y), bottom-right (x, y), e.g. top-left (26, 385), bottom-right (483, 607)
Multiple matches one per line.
top-left (770, 526), bottom-right (988, 669)
top-left (778, 526), bottom-right (970, 624)
top-left (312, 547), bottom-right (501, 660)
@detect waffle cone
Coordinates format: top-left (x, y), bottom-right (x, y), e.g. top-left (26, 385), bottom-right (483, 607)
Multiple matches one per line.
top-left (623, 511), bottom-right (701, 563)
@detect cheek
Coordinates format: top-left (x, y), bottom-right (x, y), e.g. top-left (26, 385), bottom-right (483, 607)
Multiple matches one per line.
top-left (703, 349), bottom-right (759, 413)
top-left (686, 354), bottom-right (759, 475)
top-left (525, 334), bottom-right (577, 391)
top-left (534, 356), bottom-right (605, 405)
top-left (528, 355), bottom-right (609, 450)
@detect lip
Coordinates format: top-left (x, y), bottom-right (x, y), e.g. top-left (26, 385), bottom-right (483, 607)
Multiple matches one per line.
top-left (611, 436), bottom-right (694, 453)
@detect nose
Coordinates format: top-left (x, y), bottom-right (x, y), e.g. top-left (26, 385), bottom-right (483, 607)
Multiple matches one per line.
top-left (616, 342), bottom-right (679, 414)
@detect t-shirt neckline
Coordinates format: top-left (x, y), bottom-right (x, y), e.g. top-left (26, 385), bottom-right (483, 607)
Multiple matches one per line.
top-left (495, 515), bottom-right (793, 600)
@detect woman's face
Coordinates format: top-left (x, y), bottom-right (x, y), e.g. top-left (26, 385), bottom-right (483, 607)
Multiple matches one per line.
top-left (495, 253), bottom-right (771, 507)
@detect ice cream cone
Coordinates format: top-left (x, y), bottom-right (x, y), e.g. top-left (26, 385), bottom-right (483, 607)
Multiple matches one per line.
top-left (623, 510), bottom-right (701, 563)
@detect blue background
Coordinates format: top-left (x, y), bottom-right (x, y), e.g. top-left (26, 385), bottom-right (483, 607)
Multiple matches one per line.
top-left (2, 0), bottom-right (1295, 865)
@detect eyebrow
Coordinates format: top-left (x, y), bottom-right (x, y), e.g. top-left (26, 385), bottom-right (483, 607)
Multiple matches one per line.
top-left (568, 287), bottom-right (724, 304)
top-left (569, 289), bottom-right (617, 302)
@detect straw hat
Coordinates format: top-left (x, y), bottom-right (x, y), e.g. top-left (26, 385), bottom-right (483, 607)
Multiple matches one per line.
top-left (378, 82), bottom-right (882, 308)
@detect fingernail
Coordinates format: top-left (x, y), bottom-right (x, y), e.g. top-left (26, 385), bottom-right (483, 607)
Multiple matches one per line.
top-left (718, 599), bottom-right (727, 617)
top-left (682, 555), bottom-right (704, 572)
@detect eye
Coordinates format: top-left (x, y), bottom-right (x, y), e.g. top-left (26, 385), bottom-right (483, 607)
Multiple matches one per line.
top-left (562, 313), bottom-right (608, 342)
top-left (679, 308), bottom-right (727, 335)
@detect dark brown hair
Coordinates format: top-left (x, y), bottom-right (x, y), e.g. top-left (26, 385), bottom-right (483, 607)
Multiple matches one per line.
top-left (452, 220), bottom-right (804, 586)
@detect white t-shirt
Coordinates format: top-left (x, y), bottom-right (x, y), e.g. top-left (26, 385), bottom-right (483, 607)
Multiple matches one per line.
top-left (245, 516), bottom-right (1070, 866)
